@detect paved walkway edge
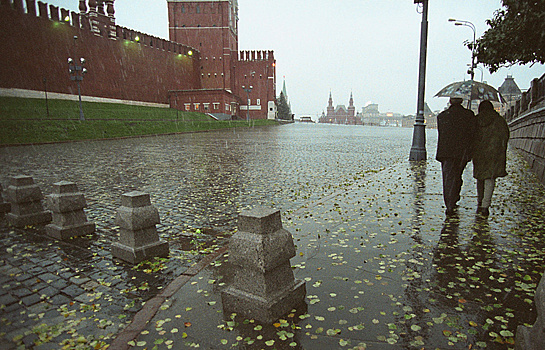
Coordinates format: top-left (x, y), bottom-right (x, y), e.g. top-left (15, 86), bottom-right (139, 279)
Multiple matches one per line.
top-left (109, 245), bottom-right (229, 350)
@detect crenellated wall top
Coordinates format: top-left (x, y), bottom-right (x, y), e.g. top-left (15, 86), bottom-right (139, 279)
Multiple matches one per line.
top-left (0, 0), bottom-right (200, 57)
top-left (238, 50), bottom-right (275, 62)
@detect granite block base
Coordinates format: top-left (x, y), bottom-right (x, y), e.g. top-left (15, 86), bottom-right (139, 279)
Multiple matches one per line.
top-left (112, 240), bottom-right (169, 264)
top-left (6, 211), bottom-right (52, 228)
top-left (0, 202), bottom-right (10, 217)
top-left (222, 279), bottom-right (306, 324)
top-left (45, 222), bottom-right (96, 240)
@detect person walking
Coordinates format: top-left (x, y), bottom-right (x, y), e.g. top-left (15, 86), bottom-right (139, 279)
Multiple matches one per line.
top-left (472, 100), bottom-right (510, 217)
top-left (436, 97), bottom-right (477, 216)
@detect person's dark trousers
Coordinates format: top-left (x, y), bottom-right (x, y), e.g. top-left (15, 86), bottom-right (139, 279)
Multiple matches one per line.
top-left (476, 179), bottom-right (484, 207)
top-left (441, 158), bottom-right (469, 212)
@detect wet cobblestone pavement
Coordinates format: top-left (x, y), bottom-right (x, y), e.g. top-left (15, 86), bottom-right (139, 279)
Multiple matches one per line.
top-left (134, 146), bottom-right (545, 350)
top-left (0, 124), bottom-right (414, 349)
top-left (1, 124), bottom-right (544, 349)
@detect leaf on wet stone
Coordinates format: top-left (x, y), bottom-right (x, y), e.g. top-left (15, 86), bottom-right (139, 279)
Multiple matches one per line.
top-left (411, 325), bottom-right (421, 331)
top-left (433, 317), bottom-right (444, 324)
top-left (500, 330), bottom-right (514, 337)
top-left (326, 329), bottom-right (341, 336)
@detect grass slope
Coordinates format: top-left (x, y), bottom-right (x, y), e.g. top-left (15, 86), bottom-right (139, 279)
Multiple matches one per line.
top-left (0, 97), bottom-right (277, 145)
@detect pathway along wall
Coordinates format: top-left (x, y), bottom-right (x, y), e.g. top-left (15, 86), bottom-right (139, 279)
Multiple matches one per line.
top-left (507, 74), bottom-right (545, 186)
top-left (0, 0), bottom-right (201, 105)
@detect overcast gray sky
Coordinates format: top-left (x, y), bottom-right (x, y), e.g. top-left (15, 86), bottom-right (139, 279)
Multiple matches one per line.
top-left (46, 0), bottom-right (544, 117)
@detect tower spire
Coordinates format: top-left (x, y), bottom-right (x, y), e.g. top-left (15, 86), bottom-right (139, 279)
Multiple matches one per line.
top-left (282, 77), bottom-right (288, 100)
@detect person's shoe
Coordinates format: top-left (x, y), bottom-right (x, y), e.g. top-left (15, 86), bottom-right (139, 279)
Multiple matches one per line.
top-left (476, 207), bottom-right (489, 217)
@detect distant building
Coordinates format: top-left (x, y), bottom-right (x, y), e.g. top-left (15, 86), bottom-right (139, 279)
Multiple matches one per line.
top-left (298, 116), bottom-right (314, 123)
top-left (401, 103), bottom-right (436, 129)
top-left (360, 104), bottom-right (408, 127)
top-left (498, 75), bottom-right (522, 116)
top-left (319, 92), bottom-right (360, 124)
top-left (499, 75), bottom-right (523, 102)
top-left (361, 104), bottom-right (380, 125)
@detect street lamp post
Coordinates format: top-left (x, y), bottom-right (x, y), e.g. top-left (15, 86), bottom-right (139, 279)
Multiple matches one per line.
top-left (449, 18), bottom-right (476, 109)
top-left (409, 0), bottom-right (429, 162)
top-left (68, 36), bottom-right (87, 121)
top-left (242, 85), bottom-right (253, 122)
top-left (449, 18), bottom-right (476, 81)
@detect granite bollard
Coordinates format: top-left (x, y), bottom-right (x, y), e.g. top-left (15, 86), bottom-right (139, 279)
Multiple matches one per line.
top-left (112, 191), bottom-right (169, 264)
top-left (5, 175), bottom-right (51, 227)
top-left (515, 275), bottom-right (545, 350)
top-left (0, 184), bottom-right (11, 218)
top-left (45, 181), bottom-right (95, 240)
top-left (221, 207), bottom-right (306, 324)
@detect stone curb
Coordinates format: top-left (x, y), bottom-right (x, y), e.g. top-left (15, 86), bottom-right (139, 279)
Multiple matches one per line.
top-left (108, 245), bottom-right (229, 350)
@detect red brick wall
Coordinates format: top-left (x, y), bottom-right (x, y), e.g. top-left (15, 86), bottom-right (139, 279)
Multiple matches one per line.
top-left (168, 0), bottom-right (276, 119)
top-left (0, 0), bottom-right (201, 104)
top-left (234, 51), bottom-right (276, 119)
top-left (168, 0), bottom-right (238, 91)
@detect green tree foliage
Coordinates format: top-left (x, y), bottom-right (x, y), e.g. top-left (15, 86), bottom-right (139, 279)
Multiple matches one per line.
top-left (474, 0), bottom-right (545, 73)
top-left (277, 91), bottom-right (292, 120)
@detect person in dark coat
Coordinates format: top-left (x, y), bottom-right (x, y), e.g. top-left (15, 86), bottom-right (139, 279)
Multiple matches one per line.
top-left (472, 100), bottom-right (510, 217)
top-left (436, 97), bottom-right (478, 215)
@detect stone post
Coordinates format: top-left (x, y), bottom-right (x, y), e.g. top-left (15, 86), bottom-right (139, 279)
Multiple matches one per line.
top-left (0, 184), bottom-right (11, 218)
top-left (45, 181), bottom-right (95, 240)
top-left (221, 207), bottom-right (306, 324)
top-left (516, 275), bottom-right (545, 350)
top-left (5, 175), bottom-right (51, 227)
top-left (112, 191), bottom-right (169, 264)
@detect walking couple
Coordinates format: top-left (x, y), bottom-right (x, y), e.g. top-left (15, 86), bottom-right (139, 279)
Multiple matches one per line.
top-left (436, 97), bottom-right (510, 217)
